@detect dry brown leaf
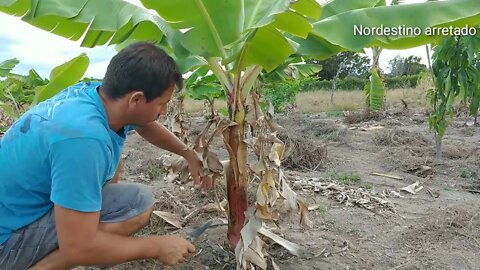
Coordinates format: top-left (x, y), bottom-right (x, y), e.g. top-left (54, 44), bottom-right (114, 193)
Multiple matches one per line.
top-left (152, 211), bottom-right (185, 229)
top-left (202, 199), bottom-right (227, 213)
top-left (268, 151), bottom-right (281, 167)
top-left (250, 159), bottom-right (266, 174)
top-left (242, 236), bottom-right (267, 270)
top-left (245, 104), bottom-right (258, 127)
top-left (271, 258), bottom-right (281, 270)
top-left (278, 170), bottom-right (298, 211)
top-left (205, 151), bottom-right (224, 173)
top-left (255, 203), bottom-right (280, 221)
top-left (259, 133), bottom-right (283, 144)
top-left (208, 118), bottom-right (236, 145)
top-left (297, 200), bottom-right (313, 228)
top-left (258, 227), bottom-right (313, 258)
top-left (270, 142), bottom-right (285, 160)
top-left (256, 170), bottom-right (278, 208)
top-left (236, 210), bottom-right (264, 270)
top-left (400, 181), bottom-right (423, 195)
top-left (265, 117), bottom-right (282, 132)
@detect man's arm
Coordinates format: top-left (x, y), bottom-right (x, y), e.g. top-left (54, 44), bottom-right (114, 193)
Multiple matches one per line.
top-left (136, 122), bottom-right (192, 158)
top-left (136, 122), bottom-right (204, 185)
top-left (42, 205), bottom-right (194, 268)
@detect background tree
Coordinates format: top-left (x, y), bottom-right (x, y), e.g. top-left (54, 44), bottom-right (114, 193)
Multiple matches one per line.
top-left (388, 55), bottom-right (427, 76)
top-left (309, 52), bottom-right (370, 80)
top-left (308, 51), bottom-right (370, 104)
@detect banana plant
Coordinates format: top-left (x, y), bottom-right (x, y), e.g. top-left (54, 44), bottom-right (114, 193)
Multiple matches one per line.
top-left (428, 33), bottom-right (480, 158)
top-left (0, 58), bottom-right (47, 118)
top-left (184, 66), bottom-right (225, 119)
top-left (0, 54), bottom-right (89, 120)
top-left (3, 0), bottom-right (480, 267)
top-left (365, 67), bottom-right (385, 112)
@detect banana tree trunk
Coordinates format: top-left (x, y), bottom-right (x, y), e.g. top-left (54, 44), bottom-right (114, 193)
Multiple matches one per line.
top-left (223, 94), bottom-right (249, 247)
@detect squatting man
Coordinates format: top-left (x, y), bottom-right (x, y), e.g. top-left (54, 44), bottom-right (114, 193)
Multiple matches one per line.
top-left (0, 42), bottom-right (212, 269)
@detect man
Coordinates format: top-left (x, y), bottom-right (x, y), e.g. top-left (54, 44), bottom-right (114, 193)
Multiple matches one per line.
top-left (0, 42), bottom-right (206, 269)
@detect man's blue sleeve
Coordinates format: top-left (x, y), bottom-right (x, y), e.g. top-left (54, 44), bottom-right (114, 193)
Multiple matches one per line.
top-left (49, 138), bottom-right (110, 212)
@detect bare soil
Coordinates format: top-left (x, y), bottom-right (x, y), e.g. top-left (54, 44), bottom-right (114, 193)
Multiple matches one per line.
top-left (83, 109), bottom-right (480, 270)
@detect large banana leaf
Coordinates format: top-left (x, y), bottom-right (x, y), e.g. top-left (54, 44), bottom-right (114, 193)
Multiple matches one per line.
top-left (311, 0), bottom-right (480, 51)
top-left (2, 0), bottom-right (479, 75)
top-left (140, 0), bottom-right (243, 57)
top-left (34, 53), bottom-right (89, 104)
top-left (140, 0), bottom-right (321, 71)
top-left (320, 0), bottom-right (384, 19)
top-left (292, 0), bottom-right (387, 59)
top-left (0, 0), bottom-right (176, 48)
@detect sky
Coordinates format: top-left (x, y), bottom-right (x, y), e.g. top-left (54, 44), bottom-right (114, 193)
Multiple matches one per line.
top-left (0, 0), bottom-right (430, 79)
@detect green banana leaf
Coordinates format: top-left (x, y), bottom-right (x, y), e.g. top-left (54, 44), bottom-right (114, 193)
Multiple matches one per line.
top-left (0, 58), bottom-right (19, 77)
top-left (311, 0), bottom-right (480, 51)
top-left (34, 53), bottom-right (89, 104)
top-left (0, 0), bottom-right (175, 48)
top-left (365, 68), bottom-right (384, 112)
top-left (2, 0), bottom-right (479, 79)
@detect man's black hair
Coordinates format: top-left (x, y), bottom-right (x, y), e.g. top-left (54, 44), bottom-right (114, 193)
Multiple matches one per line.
top-left (100, 42), bottom-right (182, 102)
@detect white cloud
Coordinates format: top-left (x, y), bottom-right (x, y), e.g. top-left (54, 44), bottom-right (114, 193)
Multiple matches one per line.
top-left (0, 13), bottom-right (115, 78)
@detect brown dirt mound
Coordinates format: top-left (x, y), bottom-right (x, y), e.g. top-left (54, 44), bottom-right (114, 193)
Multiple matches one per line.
top-left (403, 205), bottom-right (480, 247)
top-left (307, 124), bottom-right (338, 136)
top-left (396, 205), bottom-right (480, 269)
top-left (442, 143), bottom-right (477, 160)
top-left (373, 129), bottom-right (431, 147)
top-left (275, 113), bottom-right (312, 133)
top-left (381, 146), bottom-right (436, 174)
top-left (278, 130), bottom-right (328, 171)
top-left (343, 110), bottom-right (383, 125)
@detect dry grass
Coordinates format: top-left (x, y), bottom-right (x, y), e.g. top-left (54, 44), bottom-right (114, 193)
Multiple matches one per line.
top-left (183, 98), bottom-right (227, 114)
top-left (296, 88), bottom-right (429, 113)
top-left (183, 88), bottom-right (430, 114)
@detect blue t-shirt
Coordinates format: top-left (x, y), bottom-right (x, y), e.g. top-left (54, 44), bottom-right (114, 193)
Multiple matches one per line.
top-left (0, 82), bottom-right (132, 245)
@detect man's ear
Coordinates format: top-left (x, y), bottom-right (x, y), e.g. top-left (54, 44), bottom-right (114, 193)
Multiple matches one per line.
top-left (128, 91), bottom-right (145, 107)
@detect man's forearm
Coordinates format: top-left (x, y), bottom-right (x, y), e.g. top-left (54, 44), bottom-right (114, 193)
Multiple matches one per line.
top-left (136, 122), bottom-right (192, 158)
top-left (62, 232), bottom-right (156, 267)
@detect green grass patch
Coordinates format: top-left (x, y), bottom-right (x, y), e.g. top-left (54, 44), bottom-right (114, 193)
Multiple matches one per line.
top-left (328, 169), bottom-right (362, 185)
top-left (460, 170), bottom-right (477, 179)
top-left (361, 182), bottom-right (374, 190)
top-left (326, 110), bottom-right (344, 118)
top-left (147, 166), bottom-right (166, 180)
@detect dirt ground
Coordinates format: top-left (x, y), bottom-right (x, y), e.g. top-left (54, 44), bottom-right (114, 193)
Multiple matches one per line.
top-left (90, 107), bottom-right (480, 270)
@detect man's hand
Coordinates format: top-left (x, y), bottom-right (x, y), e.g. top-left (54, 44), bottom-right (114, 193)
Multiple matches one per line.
top-left (151, 235), bottom-right (196, 265)
top-left (183, 150), bottom-right (213, 190)
top-left (135, 123), bottom-right (213, 190)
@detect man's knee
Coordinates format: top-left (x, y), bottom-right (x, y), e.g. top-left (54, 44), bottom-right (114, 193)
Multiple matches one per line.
top-left (133, 183), bottom-right (156, 214)
top-left (132, 205), bottom-right (154, 229)
top-left (99, 206), bottom-right (153, 236)
top-left (99, 183), bottom-right (155, 236)
top-left (100, 183), bottom-right (156, 223)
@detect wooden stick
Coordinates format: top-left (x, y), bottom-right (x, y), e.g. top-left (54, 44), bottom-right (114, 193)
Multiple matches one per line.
top-left (370, 172), bottom-right (403, 180)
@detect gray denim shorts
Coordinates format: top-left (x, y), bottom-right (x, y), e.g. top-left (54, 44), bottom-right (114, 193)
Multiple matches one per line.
top-left (0, 182), bottom-right (155, 270)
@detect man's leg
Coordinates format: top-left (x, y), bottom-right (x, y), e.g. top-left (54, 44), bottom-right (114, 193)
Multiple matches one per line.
top-left (29, 206), bottom-right (154, 270)
top-left (0, 183), bottom-right (155, 270)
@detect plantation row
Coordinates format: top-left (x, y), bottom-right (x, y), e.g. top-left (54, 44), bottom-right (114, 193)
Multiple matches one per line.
top-left (301, 74), bottom-right (427, 91)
